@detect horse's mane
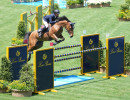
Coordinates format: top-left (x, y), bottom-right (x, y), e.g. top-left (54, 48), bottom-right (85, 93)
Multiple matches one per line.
top-left (56, 16), bottom-right (71, 22)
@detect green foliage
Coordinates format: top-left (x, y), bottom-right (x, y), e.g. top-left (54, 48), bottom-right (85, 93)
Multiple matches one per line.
top-left (99, 40), bottom-right (105, 66)
top-left (120, 4), bottom-right (129, 11)
top-left (0, 80), bottom-right (9, 89)
top-left (8, 80), bottom-right (30, 91)
top-left (117, 1), bottom-right (130, 19)
top-left (9, 63), bottom-right (34, 91)
top-left (0, 56), bottom-right (12, 82)
top-left (117, 11), bottom-right (124, 18)
top-left (66, 0), bottom-right (83, 5)
top-left (125, 42), bottom-right (130, 67)
top-left (125, 0), bottom-right (130, 6)
top-left (66, 0), bottom-right (76, 5)
top-left (19, 63), bottom-right (34, 91)
top-left (11, 38), bottom-right (23, 45)
top-left (117, 9), bottom-right (130, 19)
top-left (125, 66), bottom-right (130, 70)
top-left (17, 20), bottom-right (26, 39)
top-left (75, 0), bottom-right (83, 4)
top-left (54, 3), bottom-right (59, 10)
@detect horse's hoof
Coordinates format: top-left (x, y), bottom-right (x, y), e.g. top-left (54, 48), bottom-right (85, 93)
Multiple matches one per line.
top-left (62, 38), bottom-right (65, 41)
top-left (53, 42), bottom-right (57, 46)
top-left (57, 40), bottom-right (61, 43)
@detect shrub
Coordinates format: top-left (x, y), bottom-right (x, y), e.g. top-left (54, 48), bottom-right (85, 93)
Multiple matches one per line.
top-left (125, 42), bottom-right (130, 67)
top-left (120, 4), bottom-right (129, 11)
top-left (54, 3), bottom-right (59, 10)
top-left (117, 0), bottom-right (130, 20)
top-left (99, 40), bottom-right (105, 66)
top-left (76, 0), bottom-right (83, 4)
top-left (17, 20), bottom-right (26, 39)
top-left (67, 0), bottom-right (76, 5)
top-left (9, 63), bottom-right (34, 91)
top-left (125, 0), bottom-right (130, 6)
top-left (19, 63), bottom-right (34, 91)
top-left (0, 56), bottom-right (12, 82)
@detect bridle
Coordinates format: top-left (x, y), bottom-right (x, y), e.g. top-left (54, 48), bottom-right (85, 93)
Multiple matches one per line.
top-left (65, 22), bottom-right (75, 37)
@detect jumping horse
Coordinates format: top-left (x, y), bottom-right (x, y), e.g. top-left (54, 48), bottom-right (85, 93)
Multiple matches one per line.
top-left (23, 16), bottom-right (75, 60)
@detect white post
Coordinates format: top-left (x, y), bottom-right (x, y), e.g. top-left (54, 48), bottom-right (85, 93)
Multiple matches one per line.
top-left (43, 0), bottom-right (44, 6)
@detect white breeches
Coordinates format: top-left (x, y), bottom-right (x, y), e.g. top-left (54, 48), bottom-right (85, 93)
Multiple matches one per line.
top-left (43, 20), bottom-right (49, 28)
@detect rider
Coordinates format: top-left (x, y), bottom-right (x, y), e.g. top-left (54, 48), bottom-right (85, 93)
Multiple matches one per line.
top-left (38, 9), bottom-right (60, 38)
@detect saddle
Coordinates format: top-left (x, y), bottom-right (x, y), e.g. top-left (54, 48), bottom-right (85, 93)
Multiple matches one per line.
top-left (37, 25), bottom-right (48, 33)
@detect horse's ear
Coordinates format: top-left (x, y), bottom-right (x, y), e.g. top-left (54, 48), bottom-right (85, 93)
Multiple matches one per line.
top-left (70, 23), bottom-right (75, 25)
top-left (70, 23), bottom-right (75, 29)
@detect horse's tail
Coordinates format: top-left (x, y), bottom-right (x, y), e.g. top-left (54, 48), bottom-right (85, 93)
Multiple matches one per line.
top-left (23, 32), bottom-right (32, 44)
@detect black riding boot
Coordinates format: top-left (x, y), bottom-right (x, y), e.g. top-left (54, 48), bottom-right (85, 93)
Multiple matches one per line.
top-left (38, 27), bottom-right (47, 38)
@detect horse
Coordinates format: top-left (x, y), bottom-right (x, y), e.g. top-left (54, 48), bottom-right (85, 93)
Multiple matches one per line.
top-left (23, 16), bottom-right (75, 60)
top-left (24, 16), bottom-right (75, 52)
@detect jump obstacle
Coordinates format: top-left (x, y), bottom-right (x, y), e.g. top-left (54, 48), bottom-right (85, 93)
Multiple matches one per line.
top-left (6, 34), bottom-right (127, 94)
top-left (21, 0), bottom-right (54, 32)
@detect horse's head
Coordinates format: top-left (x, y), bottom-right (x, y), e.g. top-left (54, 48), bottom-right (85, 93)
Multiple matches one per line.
top-left (56, 16), bottom-right (75, 38)
top-left (65, 22), bottom-right (75, 38)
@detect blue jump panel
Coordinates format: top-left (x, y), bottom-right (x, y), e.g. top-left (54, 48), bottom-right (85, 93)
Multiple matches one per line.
top-left (54, 75), bottom-right (94, 87)
top-left (107, 37), bottom-right (125, 76)
top-left (6, 45), bottom-right (28, 80)
top-left (81, 34), bottom-right (99, 74)
top-left (33, 48), bottom-right (54, 92)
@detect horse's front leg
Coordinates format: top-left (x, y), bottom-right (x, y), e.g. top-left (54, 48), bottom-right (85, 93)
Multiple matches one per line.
top-left (50, 34), bottom-right (61, 45)
top-left (54, 35), bottom-right (65, 45)
top-left (59, 34), bottom-right (65, 42)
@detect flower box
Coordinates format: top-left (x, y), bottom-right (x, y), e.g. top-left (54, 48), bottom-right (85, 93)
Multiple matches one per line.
top-left (12, 89), bottom-right (32, 97)
top-left (76, 4), bottom-right (83, 8)
top-left (86, 0), bottom-right (112, 8)
top-left (101, 3), bottom-right (110, 7)
top-left (67, 5), bottom-right (76, 9)
top-left (88, 4), bottom-right (101, 8)
top-left (0, 87), bottom-right (8, 93)
top-left (99, 66), bottom-right (130, 76)
top-left (125, 69), bottom-right (130, 76)
top-left (118, 18), bottom-right (130, 21)
top-left (0, 80), bottom-right (9, 93)
top-left (99, 66), bottom-right (106, 73)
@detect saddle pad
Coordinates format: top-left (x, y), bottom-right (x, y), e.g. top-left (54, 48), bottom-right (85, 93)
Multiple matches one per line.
top-left (54, 75), bottom-right (94, 87)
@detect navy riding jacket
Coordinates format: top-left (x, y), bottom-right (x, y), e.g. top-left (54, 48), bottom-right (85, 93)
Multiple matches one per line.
top-left (43, 13), bottom-right (58, 25)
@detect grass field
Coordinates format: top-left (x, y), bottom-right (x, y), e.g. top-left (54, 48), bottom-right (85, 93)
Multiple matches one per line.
top-left (0, 0), bottom-right (130, 100)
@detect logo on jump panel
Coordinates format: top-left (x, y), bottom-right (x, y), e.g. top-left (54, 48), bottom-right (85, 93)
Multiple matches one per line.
top-left (16, 51), bottom-right (20, 56)
top-left (89, 39), bottom-right (93, 45)
top-left (114, 42), bottom-right (118, 47)
top-left (43, 54), bottom-right (47, 60)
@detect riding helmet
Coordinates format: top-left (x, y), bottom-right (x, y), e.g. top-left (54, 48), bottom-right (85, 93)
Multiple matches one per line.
top-left (54, 10), bottom-right (60, 14)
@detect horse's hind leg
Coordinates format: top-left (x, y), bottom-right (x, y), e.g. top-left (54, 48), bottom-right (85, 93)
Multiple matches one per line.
top-left (28, 40), bottom-right (43, 52)
top-left (27, 42), bottom-right (42, 61)
top-left (27, 38), bottom-right (38, 52)
top-left (59, 34), bottom-right (65, 41)
top-left (31, 41), bottom-right (43, 50)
